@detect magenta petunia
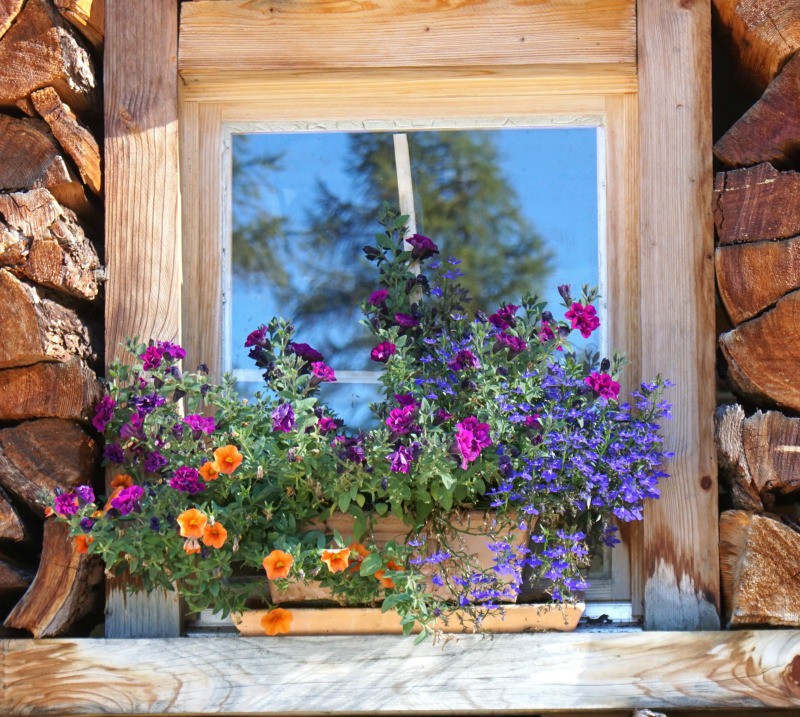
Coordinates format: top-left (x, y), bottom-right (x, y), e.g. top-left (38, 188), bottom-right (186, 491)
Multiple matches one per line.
top-left (317, 416), bottom-right (338, 433)
top-left (140, 345), bottom-right (164, 371)
top-left (394, 393), bottom-right (416, 407)
top-left (454, 417), bottom-right (492, 470)
top-left (495, 332), bottom-right (527, 358)
top-left (386, 404), bottom-right (416, 435)
top-left (447, 349), bottom-right (481, 372)
top-left (394, 312), bottom-right (420, 328)
top-left (184, 413), bottom-right (216, 434)
top-left (407, 234), bottom-right (439, 261)
top-left (157, 341), bottom-right (186, 362)
top-left (565, 302), bottom-right (600, 339)
top-left (368, 289), bottom-right (388, 306)
top-left (54, 492), bottom-right (79, 516)
top-left (111, 484), bottom-right (145, 514)
top-left (488, 304), bottom-right (520, 330)
top-left (584, 372), bottom-right (620, 401)
top-left (92, 395), bottom-right (115, 432)
top-left (311, 362), bottom-right (336, 382)
top-left (168, 467), bottom-right (204, 495)
top-left (244, 326), bottom-right (267, 348)
top-left (370, 342), bottom-right (397, 363)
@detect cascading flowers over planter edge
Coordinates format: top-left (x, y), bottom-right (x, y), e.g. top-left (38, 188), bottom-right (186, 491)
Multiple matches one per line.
top-left (48, 207), bottom-right (673, 640)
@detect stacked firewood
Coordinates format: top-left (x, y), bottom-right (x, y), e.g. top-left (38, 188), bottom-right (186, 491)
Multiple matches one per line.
top-left (0, 0), bottom-right (104, 636)
top-left (713, 0), bottom-right (800, 628)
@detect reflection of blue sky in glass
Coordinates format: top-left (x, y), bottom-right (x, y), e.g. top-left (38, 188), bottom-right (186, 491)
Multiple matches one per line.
top-left (231, 128), bottom-right (599, 425)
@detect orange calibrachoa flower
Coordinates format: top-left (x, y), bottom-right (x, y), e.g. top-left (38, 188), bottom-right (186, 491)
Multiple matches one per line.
top-left (199, 461), bottom-right (220, 482)
top-left (321, 548), bottom-right (350, 574)
top-left (75, 534), bottom-right (94, 555)
top-left (260, 607), bottom-right (293, 636)
top-left (213, 445), bottom-right (243, 475)
top-left (202, 521), bottom-right (228, 549)
top-left (177, 508), bottom-right (208, 539)
top-left (375, 560), bottom-right (404, 589)
top-left (347, 542), bottom-right (370, 573)
top-left (262, 549), bottom-right (293, 580)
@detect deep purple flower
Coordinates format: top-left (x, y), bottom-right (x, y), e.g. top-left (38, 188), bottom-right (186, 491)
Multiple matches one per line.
top-left (272, 403), bottom-right (295, 433)
top-left (75, 485), bottom-right (95, 504)
top-left (524, 414), bottom-right (542, 429)
top-left (454, 416), bottom-right (492, 470)
top-left (488, 304), bottom-right (519, 330)
top-left (168, 467), bottom-right (204, 494)
top-left (447, 349), bottom-right (481, 372)
top-left (157, 341), bottom-right (186, 362)
top-left (368, 289), bottom-right (388, 306)
top-left (584, 372), bottom-right (620, 401)
top-left (111, 484), bottom-right (145, 514)
top-left (495, 332), bottom-right (527, 358)
top-left (318, 416), bottom-right (338, 433)
top-left (557, 284), bottom-right (572, 303)
top-left (183, 414), bottom-right (216, 434)
top-left (171, 423), bottom-right (185, 440)
top-left (92, 396), bottom-right (115, 432)
top-left (103, 443), bottom-right (125, 464)
top-left (386, 404), bottom-right (416, 435)
top-left (149, 517), bottom-right (161, 532)
top-left (311, 362), bottom-right (336, 382)
top-left (434, 408), bottom-right (452, 424)
top-left (394, 393), bottom-right (416, 407)
top-left (387, 445), bottom-right (414, 473)
top-left (140, 346), bottom-right (164, 371)
top-left (54, 492), bottom-right (78, 516)
top-left (144, 451), bottom-right (169, 473)
top-left (370, 342), bottom-right (396, 363)
top-left (565, 302), bottom-right (600, 339)
top-left (287, 342), bottom-right (324, 363)
top-left (407, 233), bottom-right (439, 261)
top-left (244, 326), bottom-right (267, 348)
top-left (395, 313), bottom-right (420, 328)
top-left (79, 517), bottom-right (94, 532)
top-left (131, 393), bottom-right (166, 416)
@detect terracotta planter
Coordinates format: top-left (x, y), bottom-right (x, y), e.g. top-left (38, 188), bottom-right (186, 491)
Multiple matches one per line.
top-left (269, 509), bottom-right (530, 604)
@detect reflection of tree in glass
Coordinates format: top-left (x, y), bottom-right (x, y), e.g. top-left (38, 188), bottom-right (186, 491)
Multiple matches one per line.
top-left (232, 131), bottom-right (554, 367)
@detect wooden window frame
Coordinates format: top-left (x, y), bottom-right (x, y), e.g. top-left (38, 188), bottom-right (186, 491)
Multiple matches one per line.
top-left (12, 1), bottom-right (789, 714)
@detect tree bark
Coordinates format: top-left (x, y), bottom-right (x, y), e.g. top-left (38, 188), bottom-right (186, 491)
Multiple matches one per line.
top-left (0, 0), bottom-right (25, 41)
top-left (0, 358), bottom-right (100, 422)
top-left (719, 510), bottom-right (800, 627)
top-left (0, 418), bottom-right (99, 514)
top-left (715, 404), bottom-right (763, 511)
top-left (0, 269), bottom-right (95, 369)
top-left (0, 554), bottom-right (33, 599)
top-left (31, 86), bottom-right (101, 195)
top-left (53, 0), bottom-right (103, 52)
top-left (713, 163), bottom-right (800, 245)
top-left (715, 52), bottom-right (800, 168)
top-left (4, 519), bottom-right (103, 637)
top-left (0, 484), bottom-right (26, 543)
top-left (719, 289), bottom-right (800, 413)
top-left (713, 0), bottom-right (800, 92)
top-left (0, 188), bottom-right (101, 300)
top-left (0, 0), bottom-right (97, 114)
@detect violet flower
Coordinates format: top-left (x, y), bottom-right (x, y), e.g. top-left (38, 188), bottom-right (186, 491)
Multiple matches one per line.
top-left (272, 403), bottom-right (295, 433)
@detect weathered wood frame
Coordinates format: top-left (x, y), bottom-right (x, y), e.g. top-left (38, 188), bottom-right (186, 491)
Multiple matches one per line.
top-left (0, 0), bottom-right (751, 714)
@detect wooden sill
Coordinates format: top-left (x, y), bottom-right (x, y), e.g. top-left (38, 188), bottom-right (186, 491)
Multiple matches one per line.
top-left (2, 630), bottom-right (799, 714)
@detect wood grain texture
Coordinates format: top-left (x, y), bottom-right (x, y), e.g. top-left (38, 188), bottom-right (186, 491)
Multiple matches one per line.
top-left (53, 0), bottom-right (104, 51)
top-left (638, 0), bottom-right (719, 630)
top-left (720, 289), bottom-right (800, 413)
top-left (180, 0), bottom-right (636, 74)
top-left (742, 410), bottom-right (800, 501)
top-left (714, 52), bottom-right (800, 168)
top-left (0, 485), bottom-right (26, 543)
top-left (104, 0), bottom-right (182, 638)
top-left (715, 404), bottom-right (763, 511)
top-left (0, 0), bottom-right (24, 41)
top-left (3, 631), bottom-right (800, 713)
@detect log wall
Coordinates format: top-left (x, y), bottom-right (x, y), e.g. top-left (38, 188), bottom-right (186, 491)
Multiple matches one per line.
top-left (714, 0), bottom-right (800, 629)
top-left (0, 0), bottom-right (104, 637)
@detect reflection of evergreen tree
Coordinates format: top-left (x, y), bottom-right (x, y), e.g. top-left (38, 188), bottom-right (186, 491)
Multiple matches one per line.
top-left (232, 131), bottom-right (554, 365)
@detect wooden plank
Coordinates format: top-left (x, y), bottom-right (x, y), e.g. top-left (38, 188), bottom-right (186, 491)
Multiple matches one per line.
top-left (638, 0), bottom-right (719, 629)
top-left (180, 0), bottom-right (636, 73)
top-left (3, 631), bottom-right (800, 713)
top-left (104, 0), bottom-right (182, 638)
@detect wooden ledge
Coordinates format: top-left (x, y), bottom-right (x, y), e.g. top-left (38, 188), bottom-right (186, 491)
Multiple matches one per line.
top-left (3, 631), bottom-right (800, 714)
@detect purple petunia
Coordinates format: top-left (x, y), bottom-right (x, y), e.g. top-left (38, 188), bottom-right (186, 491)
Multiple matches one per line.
top-left (143, 451), bottom-right (169, 473)
top-left (244, 325), bottom-right (267, 348)
top-left (454, 416), bottom-right (492, 470)
top-left (368, 289), bottom-right (388, 306)
top-left (311, 362), bottom-right (336, 382)
top-left (157, 341), bottom-right (186, 362)
top-left (183, 414), bottom-right (216, 434)
top-left (287, 342), bottom-right (324, 363)
top-left (495, 332), bottom-right (527, 358)
top-left (103, 443), bottom-right (125, 464)
top-left (394, 393), bottom-right (416, 407)
top-left (394, 313), bottom-right (420, 328)
top-left (272, 403), bottom-right (295, 433)
top-left (111, 484), bottom-right (145, 514)
top-left (370, 342), bottom-right (396, 363)
top-left (92, 396), bottom-right (115, 432)
top-left (317, 416), bottom-right (338, 433)
top-left (385, 404), bottom-right (416, 435)
top-left (387, 445), bottom-right (415, 473)
top-left (131, 393), bottom-right (166, 416)
top-left (168, 467), bottom-right (204, 495)
top-left (54, 492), bottom-right (79, 516)
top-left (75, 485), bottom-right (95, 504)
top-left (447, 349), bottom-right (481, 372)
top-left (488, 304), bottom-right (519, 330)
top-left (407, 233), bottom-right (439, 261)
top-left (140, 346), bottom-right (163, 371)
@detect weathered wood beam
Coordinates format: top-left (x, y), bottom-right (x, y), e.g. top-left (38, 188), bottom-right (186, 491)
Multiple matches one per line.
top-left (638, 0), bottom-right (719, 629)
top-left (104, 0), bottom-right (182, 638)
top-left (2, 632), bottom-right (800, 713)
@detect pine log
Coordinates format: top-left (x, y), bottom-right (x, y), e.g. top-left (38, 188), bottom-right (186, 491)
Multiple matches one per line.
top-left (713, 164), bottom-right (800, 245)
top-left (716, 237), bottom-right (800, 325)
top-left (31, 87), bottom-right (101, 195)
top-left (4, 518), bottom-right (103, 637)
top-left (54, 0), bottom-right (103, 52)
top-left (0, 484), bottom-right (26, 542)
top-left (0, 554), bottom-right (33, 594)
top-left (719, 289), bottom-right (800, 412)
top-left (0, 188), bottom-right (101, 300)
top-left (715, 404), bottom-right (763, 511)
top-left (0, 419), bottom-right (98, 513)
top-left (714, 53), bottom-right (800, 168)
top-left (742, 410), bottom-right (800, 502)
top-left (719, 510), bottom-right (800, 627)
top-left (0, 0), bottom-right (25, 41)
top-left (0, 270), bottom-right (95, 369)
top-left (0, 0), bottom-right (97, 114)
top-left (0, 358), bottom-right (100, 422)
top-left (0, 114), bottom-right (93, 219)
top-left (713, 0), bottom-right (800, 91)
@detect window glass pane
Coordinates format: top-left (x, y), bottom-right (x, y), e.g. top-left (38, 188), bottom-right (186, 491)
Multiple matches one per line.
top-left (230, 128), bottom-right (599, 425)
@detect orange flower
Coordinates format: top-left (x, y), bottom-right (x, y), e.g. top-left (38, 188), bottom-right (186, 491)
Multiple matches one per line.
top-left (202, 521), bottom-right (228, 549)
top-left (262, 550), bottom-right (293, 580)
top-left (183, 538), bottom-right (201, 555)
top-left (177, 508), bottom-right (208, 539)
top-left (347, 542), bottom-right (370, 573)
top-left (375, 560), bottom-right (403, 589)
top-left (111, 474), bottom-right (134, 489)
top-left (74, 534), bottom-right (94, 555)
top-left (213, 445), bottom-right (243, 475)
top-left (321, 548), bottom-right (350, 574)
top-left (199, 461), bottom-right (220, 482)
top-left (261, 607), bottom-right (293, 636)
top-left (43, 507), bottom-right (54, 518)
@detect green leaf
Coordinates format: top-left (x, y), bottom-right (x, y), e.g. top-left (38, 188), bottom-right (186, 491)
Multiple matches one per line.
top-left (338, 493), bottom-right (351, 513)
top-left (374, 502), bottom-right (389, 516)
top-left (359, 553), bottom-right (383, 576)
